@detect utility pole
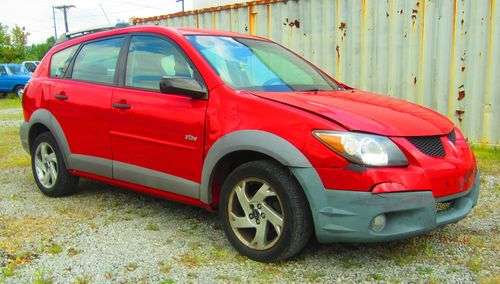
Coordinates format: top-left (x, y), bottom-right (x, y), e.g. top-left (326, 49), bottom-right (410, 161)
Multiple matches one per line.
top-left (54, 5), bottom-right (75, 33)
top-left (52, 6), bottom-right (57, 39)
top-left (176, 0), bottom-right (185, 12)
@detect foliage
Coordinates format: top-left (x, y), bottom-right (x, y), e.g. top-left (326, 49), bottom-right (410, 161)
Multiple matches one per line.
top-left (0, 23), bottom-right (54, 63)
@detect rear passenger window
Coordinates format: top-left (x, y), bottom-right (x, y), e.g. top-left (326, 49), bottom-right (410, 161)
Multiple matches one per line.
top-left (125, 36), bottom-right (194, 91)
top-left (50, 45), bottom-right (78, 78)
top-left (72, 37), bottom-right (123, 85)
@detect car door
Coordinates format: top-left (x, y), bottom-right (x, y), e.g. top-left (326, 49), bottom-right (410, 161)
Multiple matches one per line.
top-left (48, 36), bottom-right (124, 178)
top-left (110, 34), bottom-right (207, 199)
top-left (0, 65), bottom-right (8, 92)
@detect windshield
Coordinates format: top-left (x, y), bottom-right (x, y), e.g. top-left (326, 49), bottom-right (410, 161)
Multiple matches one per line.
top-left (6, 64), bottom-right (29, 75)
top-left (187, 35), bottom-right (338, 92)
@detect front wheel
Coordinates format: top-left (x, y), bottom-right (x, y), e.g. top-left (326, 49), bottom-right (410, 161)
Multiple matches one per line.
top-left (219, 160), bottom-right (313, 262)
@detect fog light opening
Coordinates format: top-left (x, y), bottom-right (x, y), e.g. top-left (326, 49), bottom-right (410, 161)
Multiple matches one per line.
top-left (371, 214), bottom-right (386, 232)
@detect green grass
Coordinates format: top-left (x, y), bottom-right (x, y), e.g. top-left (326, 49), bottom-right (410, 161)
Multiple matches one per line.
top-left (472, 147), bottom-right (500, 175)
top-left (0, 96), bottom-right (21, 110)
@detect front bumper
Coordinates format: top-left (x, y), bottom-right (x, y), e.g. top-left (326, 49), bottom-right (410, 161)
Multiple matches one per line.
top-left (291, 168), bottom-right (480, 243)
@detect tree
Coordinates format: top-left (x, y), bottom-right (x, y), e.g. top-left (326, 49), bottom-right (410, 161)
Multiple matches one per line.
top-left (26, 37), bottom-right (55, 61)
top-left (0, 23), bottom-right (53, 63)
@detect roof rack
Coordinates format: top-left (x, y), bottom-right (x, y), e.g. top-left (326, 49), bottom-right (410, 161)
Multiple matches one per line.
top-left (55, 23), bottom-right (131, 44)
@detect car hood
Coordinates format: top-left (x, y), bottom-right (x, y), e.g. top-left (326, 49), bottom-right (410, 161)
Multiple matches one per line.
top-left (251, 89), bottom-right (454, 137)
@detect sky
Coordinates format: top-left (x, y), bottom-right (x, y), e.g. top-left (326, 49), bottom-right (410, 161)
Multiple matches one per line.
top-left (0, 0), bottom-right (194, 44)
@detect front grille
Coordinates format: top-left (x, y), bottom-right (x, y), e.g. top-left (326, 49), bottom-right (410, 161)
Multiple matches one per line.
top-left (448, 130), bottom-right (456, 144)
top-left (407, 136), bottom-right (445, 157)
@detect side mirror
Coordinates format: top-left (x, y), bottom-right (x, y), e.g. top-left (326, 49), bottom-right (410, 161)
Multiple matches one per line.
top-left (159, 76), bottom-right (207, 99)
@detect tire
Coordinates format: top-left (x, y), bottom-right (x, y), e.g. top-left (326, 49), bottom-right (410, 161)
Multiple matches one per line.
top-left (14, 85), bottom-right (24, 98)
top-left (219, 160), bottom-right (313, 262)
top-left (31, 132), bottom-right (79, 197)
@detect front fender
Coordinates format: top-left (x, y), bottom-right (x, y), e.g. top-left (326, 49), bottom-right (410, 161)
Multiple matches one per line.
top-left (199, 130), bottom-right (313, 204)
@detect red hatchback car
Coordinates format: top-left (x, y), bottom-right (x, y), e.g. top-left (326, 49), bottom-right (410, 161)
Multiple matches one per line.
top-left (21, 25), bottom-right (479, 262)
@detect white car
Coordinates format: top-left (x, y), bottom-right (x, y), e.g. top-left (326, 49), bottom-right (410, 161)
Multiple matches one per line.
top-left (22, 61), bottom-right (40, 73)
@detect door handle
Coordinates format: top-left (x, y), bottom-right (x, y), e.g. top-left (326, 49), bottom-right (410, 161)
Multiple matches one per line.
top-left (54, 93), bottom-right (68, 100)
top-left (113, 102), bottom-right (131, 110)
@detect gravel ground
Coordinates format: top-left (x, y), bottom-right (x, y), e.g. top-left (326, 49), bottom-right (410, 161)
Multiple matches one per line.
top-left (0, 107), bottom-right (499, 283)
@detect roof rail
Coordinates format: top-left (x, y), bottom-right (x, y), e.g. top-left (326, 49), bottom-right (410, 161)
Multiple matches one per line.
top-left (55, 23), bottom-right (131, 44)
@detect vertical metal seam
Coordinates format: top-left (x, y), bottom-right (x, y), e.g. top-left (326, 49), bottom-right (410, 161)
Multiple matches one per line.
top-left (249, 5), bottom-right (255, 35)
top-left (213, 11), bottom-right (217, 29)
top-left (335, 0), bottom-right (341, 80)
top-left (387, 0), bottom-right (394, 97)
top-left (482, 0), bottom-right (496, 144)
top-left (448, 0), bottom-right (458, 119)
top-left (267, 3), bottom-right (271, 39)
top-left (360, 0), bottom-right (367, 89)
top-left (418, 0), bottom-right (426, 105)
top-left (229, 8), bottom-right (233, 31)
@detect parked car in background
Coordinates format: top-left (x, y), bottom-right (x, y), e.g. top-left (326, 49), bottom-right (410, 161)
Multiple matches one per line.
top-left (22, 61), bottom-right (41, 73)
top-left (20, 25), bottom-right (479, 262)
top-left (0, 63), bottom-right (31, 98)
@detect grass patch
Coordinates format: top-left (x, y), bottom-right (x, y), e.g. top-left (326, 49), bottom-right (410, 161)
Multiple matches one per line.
top-left (384, 237), bottom-right (435, 265)
top-left (0, 111), bottom-right (23, 120)
top-left (0, 126), bottom-right (29, 169)
top-left (0, 215), bottom-right (68, 254)
top-left (178, 252), bottom-right (202, 268)
top-left (473, 147), bottom-right (500, 175)
top-left (0, 96), bottom-right (21, 110)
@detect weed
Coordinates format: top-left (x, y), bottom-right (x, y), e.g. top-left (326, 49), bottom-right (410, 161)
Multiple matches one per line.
top-left (73, 275), bottom-right (92, 284)
top-left (158, 261), bottom-right (172, 274)
top-left (304, 271), bottom-right (326, 281)
top-left (160, 278), bottom-right (175, 284)
top-left (416, 267), bottom-right (434, 275)
top-left (67, 248), bottom-right (81, 256)
top-left (467, 254), bottom-right (483, 274)
top-left (33, 268), bottom-right (53, 284)
top-left (178, 252), bottom-right (201, 268)
top-left (125, 263), bottom-right (138, 272)
top-left (47, 243), bottom-right (63, 254)
top-left (145, 223), bottom-right (160, 231)
top-left (370, 273), bottom-right (384, 281)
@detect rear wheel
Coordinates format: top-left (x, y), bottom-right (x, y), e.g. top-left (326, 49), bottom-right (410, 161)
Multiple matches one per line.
top-left (220, 160), bottom-right (312, 262)
top-left (31, 132), bottom-right (78, 197)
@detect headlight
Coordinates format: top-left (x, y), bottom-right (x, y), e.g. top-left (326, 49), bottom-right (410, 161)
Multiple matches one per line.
top-left (313, 130), bottom-right (408, 166)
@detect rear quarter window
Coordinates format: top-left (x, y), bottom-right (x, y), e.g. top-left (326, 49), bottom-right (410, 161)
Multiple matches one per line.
top-left (50, 45), bottom-right (79, 78)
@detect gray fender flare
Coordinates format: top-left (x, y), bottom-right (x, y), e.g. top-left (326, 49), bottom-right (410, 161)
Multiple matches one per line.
top-left (199, 130), bottom-right (313, 204)
top-left (24, 108), bottom-right (72, 168)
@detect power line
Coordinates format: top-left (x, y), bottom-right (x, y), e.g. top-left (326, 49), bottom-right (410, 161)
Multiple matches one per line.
top-left (100, 4), bottom-right (111, 24)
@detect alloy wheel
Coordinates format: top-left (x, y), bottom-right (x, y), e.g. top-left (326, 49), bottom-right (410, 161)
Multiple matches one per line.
top-left (34, 142), bottom-right (58, 189)
top-left (227, 178), bottom-right (284, 250)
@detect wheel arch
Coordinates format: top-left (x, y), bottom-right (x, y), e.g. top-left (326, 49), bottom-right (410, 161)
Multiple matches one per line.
top-left (26, 109), bottom-right (72, 168)
top-left (200, 130), bottom-right (313, 206)
top-left (13, 84), bottom-right (24, 92)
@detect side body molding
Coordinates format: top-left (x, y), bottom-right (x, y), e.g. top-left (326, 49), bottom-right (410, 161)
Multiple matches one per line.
top-left (22, 108), bottom-right (113, 178)
top-left (199, 130), bottom-right (313, 204)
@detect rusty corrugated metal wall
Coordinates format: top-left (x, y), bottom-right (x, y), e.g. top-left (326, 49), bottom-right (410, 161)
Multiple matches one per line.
top-left (134, 0), bottom-right (500, 146)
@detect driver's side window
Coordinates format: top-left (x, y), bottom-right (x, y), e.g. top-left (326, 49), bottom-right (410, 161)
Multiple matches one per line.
top-left (125, 35), bottom-right (194, 91)
top-left (0, 66), bottom-right (6, 76)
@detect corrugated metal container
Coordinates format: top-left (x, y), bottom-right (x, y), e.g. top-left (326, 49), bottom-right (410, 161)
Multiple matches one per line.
top-left (134, 0), bottom-right (500, 146)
